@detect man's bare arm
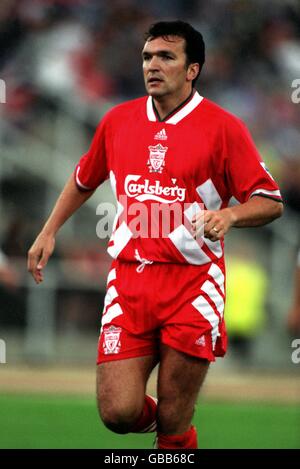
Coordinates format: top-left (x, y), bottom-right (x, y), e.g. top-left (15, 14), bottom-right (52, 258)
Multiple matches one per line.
top-left (28, 174), bottom-right (95, 284)
top-left (192, 196), bottom-right (283, 240)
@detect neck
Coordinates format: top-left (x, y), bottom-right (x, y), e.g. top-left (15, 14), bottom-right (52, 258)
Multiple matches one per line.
top-left (152, 88), bottom-right (194, 121)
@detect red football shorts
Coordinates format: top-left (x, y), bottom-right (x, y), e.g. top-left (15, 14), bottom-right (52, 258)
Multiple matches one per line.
top-left (97, 259), bottom-right (227, 364)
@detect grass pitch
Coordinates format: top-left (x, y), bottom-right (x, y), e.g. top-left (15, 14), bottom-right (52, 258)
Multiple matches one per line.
top-left (0, 394), bottom-right (299, 449)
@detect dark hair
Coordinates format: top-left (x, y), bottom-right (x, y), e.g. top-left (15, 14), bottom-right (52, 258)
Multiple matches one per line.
top-left (144, 20), bottom-right (205, 86)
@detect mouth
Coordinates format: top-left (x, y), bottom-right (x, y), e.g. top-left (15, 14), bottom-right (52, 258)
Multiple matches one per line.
top-left (147, 77), bottom-right (163, 85)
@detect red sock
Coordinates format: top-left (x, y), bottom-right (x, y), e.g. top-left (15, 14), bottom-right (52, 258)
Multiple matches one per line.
top-left (157, 426), bottom-right (198, 449)
top-left (131, 395), bottom-right (157, 433)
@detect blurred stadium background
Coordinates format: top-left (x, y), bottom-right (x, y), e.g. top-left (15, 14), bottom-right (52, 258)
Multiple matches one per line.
top-left (0, 0), bottom-right (299, 449)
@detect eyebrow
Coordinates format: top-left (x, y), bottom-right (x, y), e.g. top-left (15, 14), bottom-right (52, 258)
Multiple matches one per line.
top-left (142, 50), bottom-right (176, 58)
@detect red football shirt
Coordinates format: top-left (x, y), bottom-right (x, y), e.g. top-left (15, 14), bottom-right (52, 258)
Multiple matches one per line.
top-left (75, 91), bottom-right (282, 266)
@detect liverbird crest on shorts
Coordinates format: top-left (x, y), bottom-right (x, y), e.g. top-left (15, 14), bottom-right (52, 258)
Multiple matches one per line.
top-left (103, 326), bottom-right (121, 354)
top-left (147, 143), bottom-right (168, 173)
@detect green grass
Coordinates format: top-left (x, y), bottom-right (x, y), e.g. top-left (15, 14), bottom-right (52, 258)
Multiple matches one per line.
top-left (0, 394), bottom-right (299, 449)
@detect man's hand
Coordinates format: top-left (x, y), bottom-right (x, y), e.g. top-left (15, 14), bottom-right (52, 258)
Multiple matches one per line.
top-left (27, 232), bottom-right (55, 284)
top-left (192, 208), bottom-right (235, 242)
top-left (191, 197), bottom-right (283, 241)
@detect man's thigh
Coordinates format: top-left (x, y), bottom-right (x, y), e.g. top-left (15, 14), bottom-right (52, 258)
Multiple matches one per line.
top-left (157, 344), bottom-right (209, 408)
top-left (97, 355), bottom-right (156, 411)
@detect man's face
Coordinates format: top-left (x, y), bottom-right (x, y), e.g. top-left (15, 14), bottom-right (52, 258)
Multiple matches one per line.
top-left (142, 35), bottom-right (193, 98)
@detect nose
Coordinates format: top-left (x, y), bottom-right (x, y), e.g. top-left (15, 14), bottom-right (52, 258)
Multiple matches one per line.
top-left (147, 55), bottom-right (160, 71)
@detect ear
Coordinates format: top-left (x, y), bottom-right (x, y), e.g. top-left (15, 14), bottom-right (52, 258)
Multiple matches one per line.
top-left (187, 63), bottom-right (200, 82)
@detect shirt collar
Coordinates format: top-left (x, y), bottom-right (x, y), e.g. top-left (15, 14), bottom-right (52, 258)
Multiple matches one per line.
top-left (146, 90), bottom-right (203, 125)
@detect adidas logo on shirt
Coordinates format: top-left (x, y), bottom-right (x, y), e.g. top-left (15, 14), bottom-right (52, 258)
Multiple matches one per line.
top-left (154, 128), bottom-right (167, 140)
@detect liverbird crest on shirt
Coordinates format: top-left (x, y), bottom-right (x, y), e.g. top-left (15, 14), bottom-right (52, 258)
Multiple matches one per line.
top-left (147, 143), bottom-right (168, 173)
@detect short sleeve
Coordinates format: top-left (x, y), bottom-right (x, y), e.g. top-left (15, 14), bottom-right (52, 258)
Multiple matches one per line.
top-left (74, 115), bottom-right (110, 191)
top-left (224, 117), bottom-right (282, 203)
